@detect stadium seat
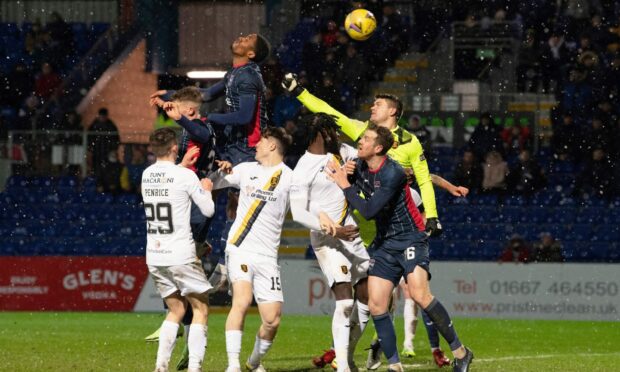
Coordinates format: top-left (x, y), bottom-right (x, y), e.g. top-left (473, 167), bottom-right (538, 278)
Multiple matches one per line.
top-left (566, 224), bottom-right (592, 241)
top-left (479, 240), bottom-right (501, 260)
top-left (554, 206), bottom-right (577, 224)
top-left (499, 206), bottom-right (522, 223)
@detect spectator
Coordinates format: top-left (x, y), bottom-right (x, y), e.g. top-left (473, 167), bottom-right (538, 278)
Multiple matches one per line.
top-left (499, 234), bottom-right (530, 263)
top-left (516, 29), bottom-right (540, 92)
top-left (587, 14), bottom-right (609, 52)
top-left (406, 114), bottom-right (432, 155)
top-left (507, 149), bottom-right (546, 195)
top-left (468, 112), bottom-right (504, 160)
top-left (98, 150), bottom-right (123, 194)
top-left (34, 62), bottom-right (62, 101)
top-left (321, 20), bottom-right (339, 48)
top-left (88, 108), bottom-right (120, 183)
top-left (24, 19), bottom-right (49, 65)
top-left (501, 123), bottom-right (531, 156)
top-left (540, 33), bottom-right (570, 94)
top-left (481, 150), bottom-right (508, 193)
top-left (532, 232), bottom-right (564, 262)
top-left (46, 11), bottom-right (74, 68)
top-left (121, 144), bottom-right (148, 193)
top-left (551, 112), bottom-right (582, 161)
top-left (453, 149), bottom-right (483, 192)
top-left (380, 3), bottom-right (410, 63)
top-left (339, 44), bottom-right (368, 99)
top-left (574, 147), bottom-right (615, 198)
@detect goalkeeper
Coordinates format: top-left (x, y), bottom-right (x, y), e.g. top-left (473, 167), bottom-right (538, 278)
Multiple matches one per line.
top-left (282, 73), bottom-right (443, 238)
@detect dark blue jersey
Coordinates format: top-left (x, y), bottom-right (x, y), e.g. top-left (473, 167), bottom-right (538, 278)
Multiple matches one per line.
top-left (209, 61), bottom-right (268, 149)
top-left (176, 117), bottom-right (217, 179)
top-left (343, 157), bottom-right (427, 252)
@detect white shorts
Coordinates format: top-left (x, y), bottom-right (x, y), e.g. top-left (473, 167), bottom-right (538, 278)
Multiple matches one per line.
top-left (311, 232), bottom-right (369, 288)
top-left (226, 246), bottom-right (283, 304)
top-left (148, 261), bottom-right (213, 298)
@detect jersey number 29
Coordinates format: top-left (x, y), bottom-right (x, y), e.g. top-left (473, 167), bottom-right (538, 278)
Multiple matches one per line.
top-left (144, 203), bottom-right (174, 234)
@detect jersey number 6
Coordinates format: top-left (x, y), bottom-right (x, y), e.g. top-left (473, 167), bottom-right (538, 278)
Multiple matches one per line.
top-left (405, 247), bottom-right (416, 260)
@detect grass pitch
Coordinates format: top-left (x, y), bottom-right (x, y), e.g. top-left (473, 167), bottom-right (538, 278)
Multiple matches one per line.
top-left (0, 311), bottom-right (618, 371)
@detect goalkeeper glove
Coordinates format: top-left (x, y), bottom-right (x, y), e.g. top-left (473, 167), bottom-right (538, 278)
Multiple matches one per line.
top-left (425, 217), bottom-right (443, 237)
top-left (281, 73), bottom-right (304, 96)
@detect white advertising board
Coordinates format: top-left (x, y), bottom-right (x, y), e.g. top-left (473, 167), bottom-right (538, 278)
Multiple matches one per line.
top-left (280, 260), bottom-right (620, 321)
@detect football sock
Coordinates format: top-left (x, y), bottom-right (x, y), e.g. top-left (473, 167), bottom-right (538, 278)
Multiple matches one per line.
top-left (420, 309), bottom-right (440, 349)
top-left (156, 320), bottom-right (179, 368)
top-left (423, 298), bottom-right (462, 351)
top-left (333, 299), bottom-right (353, 370)
top-left (348, 301), bottom-right (370, 362)
top-left (372, 312), bottom-right (400, 364)
top-left (248, 335), bottom-right (273, 367)
top-left (403, 299), bottom-right (416, 350)
top-left (188, 324), bottom-right (207, 369)
top-left (226, 330), bottom-right (243, 369)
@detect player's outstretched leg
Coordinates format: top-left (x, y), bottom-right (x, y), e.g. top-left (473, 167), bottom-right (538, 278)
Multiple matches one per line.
top-left (419, 310), bottom-right (450, 367)
top-left (407, 267), bottom-right (473, 372)
top-left (246, 301), bottom-right (281, 371)
top-left (185, 293), bottom-right (209, 372)
top-left (368, 276), bottom-right (403, 372)
top-left (225, 281), bottom-right (253, 372)
top-left (153, 293), bottom-right (187, 372)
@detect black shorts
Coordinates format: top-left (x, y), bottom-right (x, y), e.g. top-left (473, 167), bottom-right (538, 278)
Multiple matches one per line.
top-left (368, 242), bottom-right (430, 286)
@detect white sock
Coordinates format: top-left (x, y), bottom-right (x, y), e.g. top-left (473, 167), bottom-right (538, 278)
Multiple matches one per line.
top-left (226, 330), bottom-right (243, 369)
top-left (333, 299), bottom-right (353, 371)
top-left (348, 301), bottom-right (370, 363)
top-left (403, 299), bottom-right (416, 350)
top-left (156, 320), bottom-right (179, 369)
top-left (188, 324), bottom-right (207, 369)
top-left (247, 334), bottom-right (273, 367)
top-left (184, 324), bottom-right (190, 340)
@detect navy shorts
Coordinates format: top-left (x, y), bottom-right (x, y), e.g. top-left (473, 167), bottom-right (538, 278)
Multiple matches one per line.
top-left (368, 242), bottom-right (431, 286)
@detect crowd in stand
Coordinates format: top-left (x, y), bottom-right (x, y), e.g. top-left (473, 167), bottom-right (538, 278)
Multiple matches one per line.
top-left (499, 232), bottom-right (564, 263)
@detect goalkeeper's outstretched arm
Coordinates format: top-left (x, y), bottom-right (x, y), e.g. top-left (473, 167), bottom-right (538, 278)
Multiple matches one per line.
top-left (282, 73), bottom-right (367, 141)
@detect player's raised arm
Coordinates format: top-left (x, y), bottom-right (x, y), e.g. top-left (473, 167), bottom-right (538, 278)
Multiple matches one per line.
top-left (431, 174), bottom-right (469, 197)
top-left (210, 162), bottom-right (244, 190)
top-left (282, 73), bottom-right (367, 141)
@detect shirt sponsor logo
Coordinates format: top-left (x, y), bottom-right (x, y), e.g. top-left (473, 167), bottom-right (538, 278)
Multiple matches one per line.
top-left (241, 264), bottom-right (248, 273)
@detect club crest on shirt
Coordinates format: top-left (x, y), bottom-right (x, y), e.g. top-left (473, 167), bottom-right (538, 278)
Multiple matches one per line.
top-left (241, 264), bottom-right (248, 273)
top-left (341, 266), bottom-right (348, 274)
top-left (392, 141), bottom-right (399, 149)
top-left (374, 180), bottom-right (381, 188)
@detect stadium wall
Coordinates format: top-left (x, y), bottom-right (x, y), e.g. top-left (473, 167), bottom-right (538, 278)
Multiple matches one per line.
top-left (2, 258), bottom-right (618, 321)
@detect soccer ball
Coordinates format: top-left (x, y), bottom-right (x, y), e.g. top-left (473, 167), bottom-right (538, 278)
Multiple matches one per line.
top-left (344, 9), bottom-right (377, 41)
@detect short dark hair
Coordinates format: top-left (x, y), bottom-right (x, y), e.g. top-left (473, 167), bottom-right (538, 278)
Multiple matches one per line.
top-left (251, 34), bottom-right (271, 64)
top-left (374, 93), bottom-right (403, 120)
top-left (170, 86), bottom-right (203, 105)
top-left (98, 108), bottom-right (109, 116)
top-left (149, 128), bottom-right (177, 157)
top-left (367, 124), bottom-right (394, 156)
top-left (262, 126), bottom-right (292, 155)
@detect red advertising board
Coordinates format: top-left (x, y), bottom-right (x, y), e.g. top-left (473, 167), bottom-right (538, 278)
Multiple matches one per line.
top-left (0, 257), bottom-right (149, 311)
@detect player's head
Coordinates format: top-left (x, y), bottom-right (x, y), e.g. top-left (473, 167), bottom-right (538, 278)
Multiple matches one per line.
top-left (170, 87), bottom-right (203, 119)
top-left (370, 94), bottom-right (403, 126)
top-left (357, 124), bottom-right (394, 159)
top-left (231, 33), bottom-right (271, 64)
top-left (149, 128), bottom-right (178, 158)
top-left (255, 126), bottom-right (292, 162)
top-left (298, 113), bottom-right (341, 155)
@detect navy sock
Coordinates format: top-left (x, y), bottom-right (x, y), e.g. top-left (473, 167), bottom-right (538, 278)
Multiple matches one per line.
top-left (420, 309), bottom-right (440, 349)
top-left (372, 312), bottom-right (400, 364)
top-left (423, 298), bottom-right (462, 351)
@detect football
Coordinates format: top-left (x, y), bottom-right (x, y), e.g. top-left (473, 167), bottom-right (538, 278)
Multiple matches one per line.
top-left (344, 8), bottom-right (377, 41)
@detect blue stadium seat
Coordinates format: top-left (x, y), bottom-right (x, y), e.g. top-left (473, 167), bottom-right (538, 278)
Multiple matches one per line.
top-left (116, 193), bottom-right (140, 205)
top-left (502, 195), bottom-right (527, 206)
top-left (592, 224), bottom-right (620, 242)
top-left (479, 240), bottom-right (501, 260)
top-left (499, 206), bottom-right (522, 223)
top-left (575, 207), bottom-right (605, 224)
top-left (524, 207), bottom-right (548, 223)
top-left (553, 206), bottom-right (577, 224)
top-left (566, 224), bottom-right (592, 241)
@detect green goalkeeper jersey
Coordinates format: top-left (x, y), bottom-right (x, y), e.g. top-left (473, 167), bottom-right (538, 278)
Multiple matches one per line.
top-left (297, 89), bottom-right (438, 221)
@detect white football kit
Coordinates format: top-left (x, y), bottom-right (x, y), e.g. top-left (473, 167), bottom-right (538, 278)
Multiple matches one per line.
top-left (213, 161), bottom-right (293, 303)
top-left (290, 144), bottom-right (369, 287)
top-left (141, 160), bottom-right (215, 297)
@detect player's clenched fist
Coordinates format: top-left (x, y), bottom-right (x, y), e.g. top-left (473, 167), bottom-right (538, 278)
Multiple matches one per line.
top-left (162, 101), bottom-right (182, 120)
top-left (281, 73), bottom-right (304, 96)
